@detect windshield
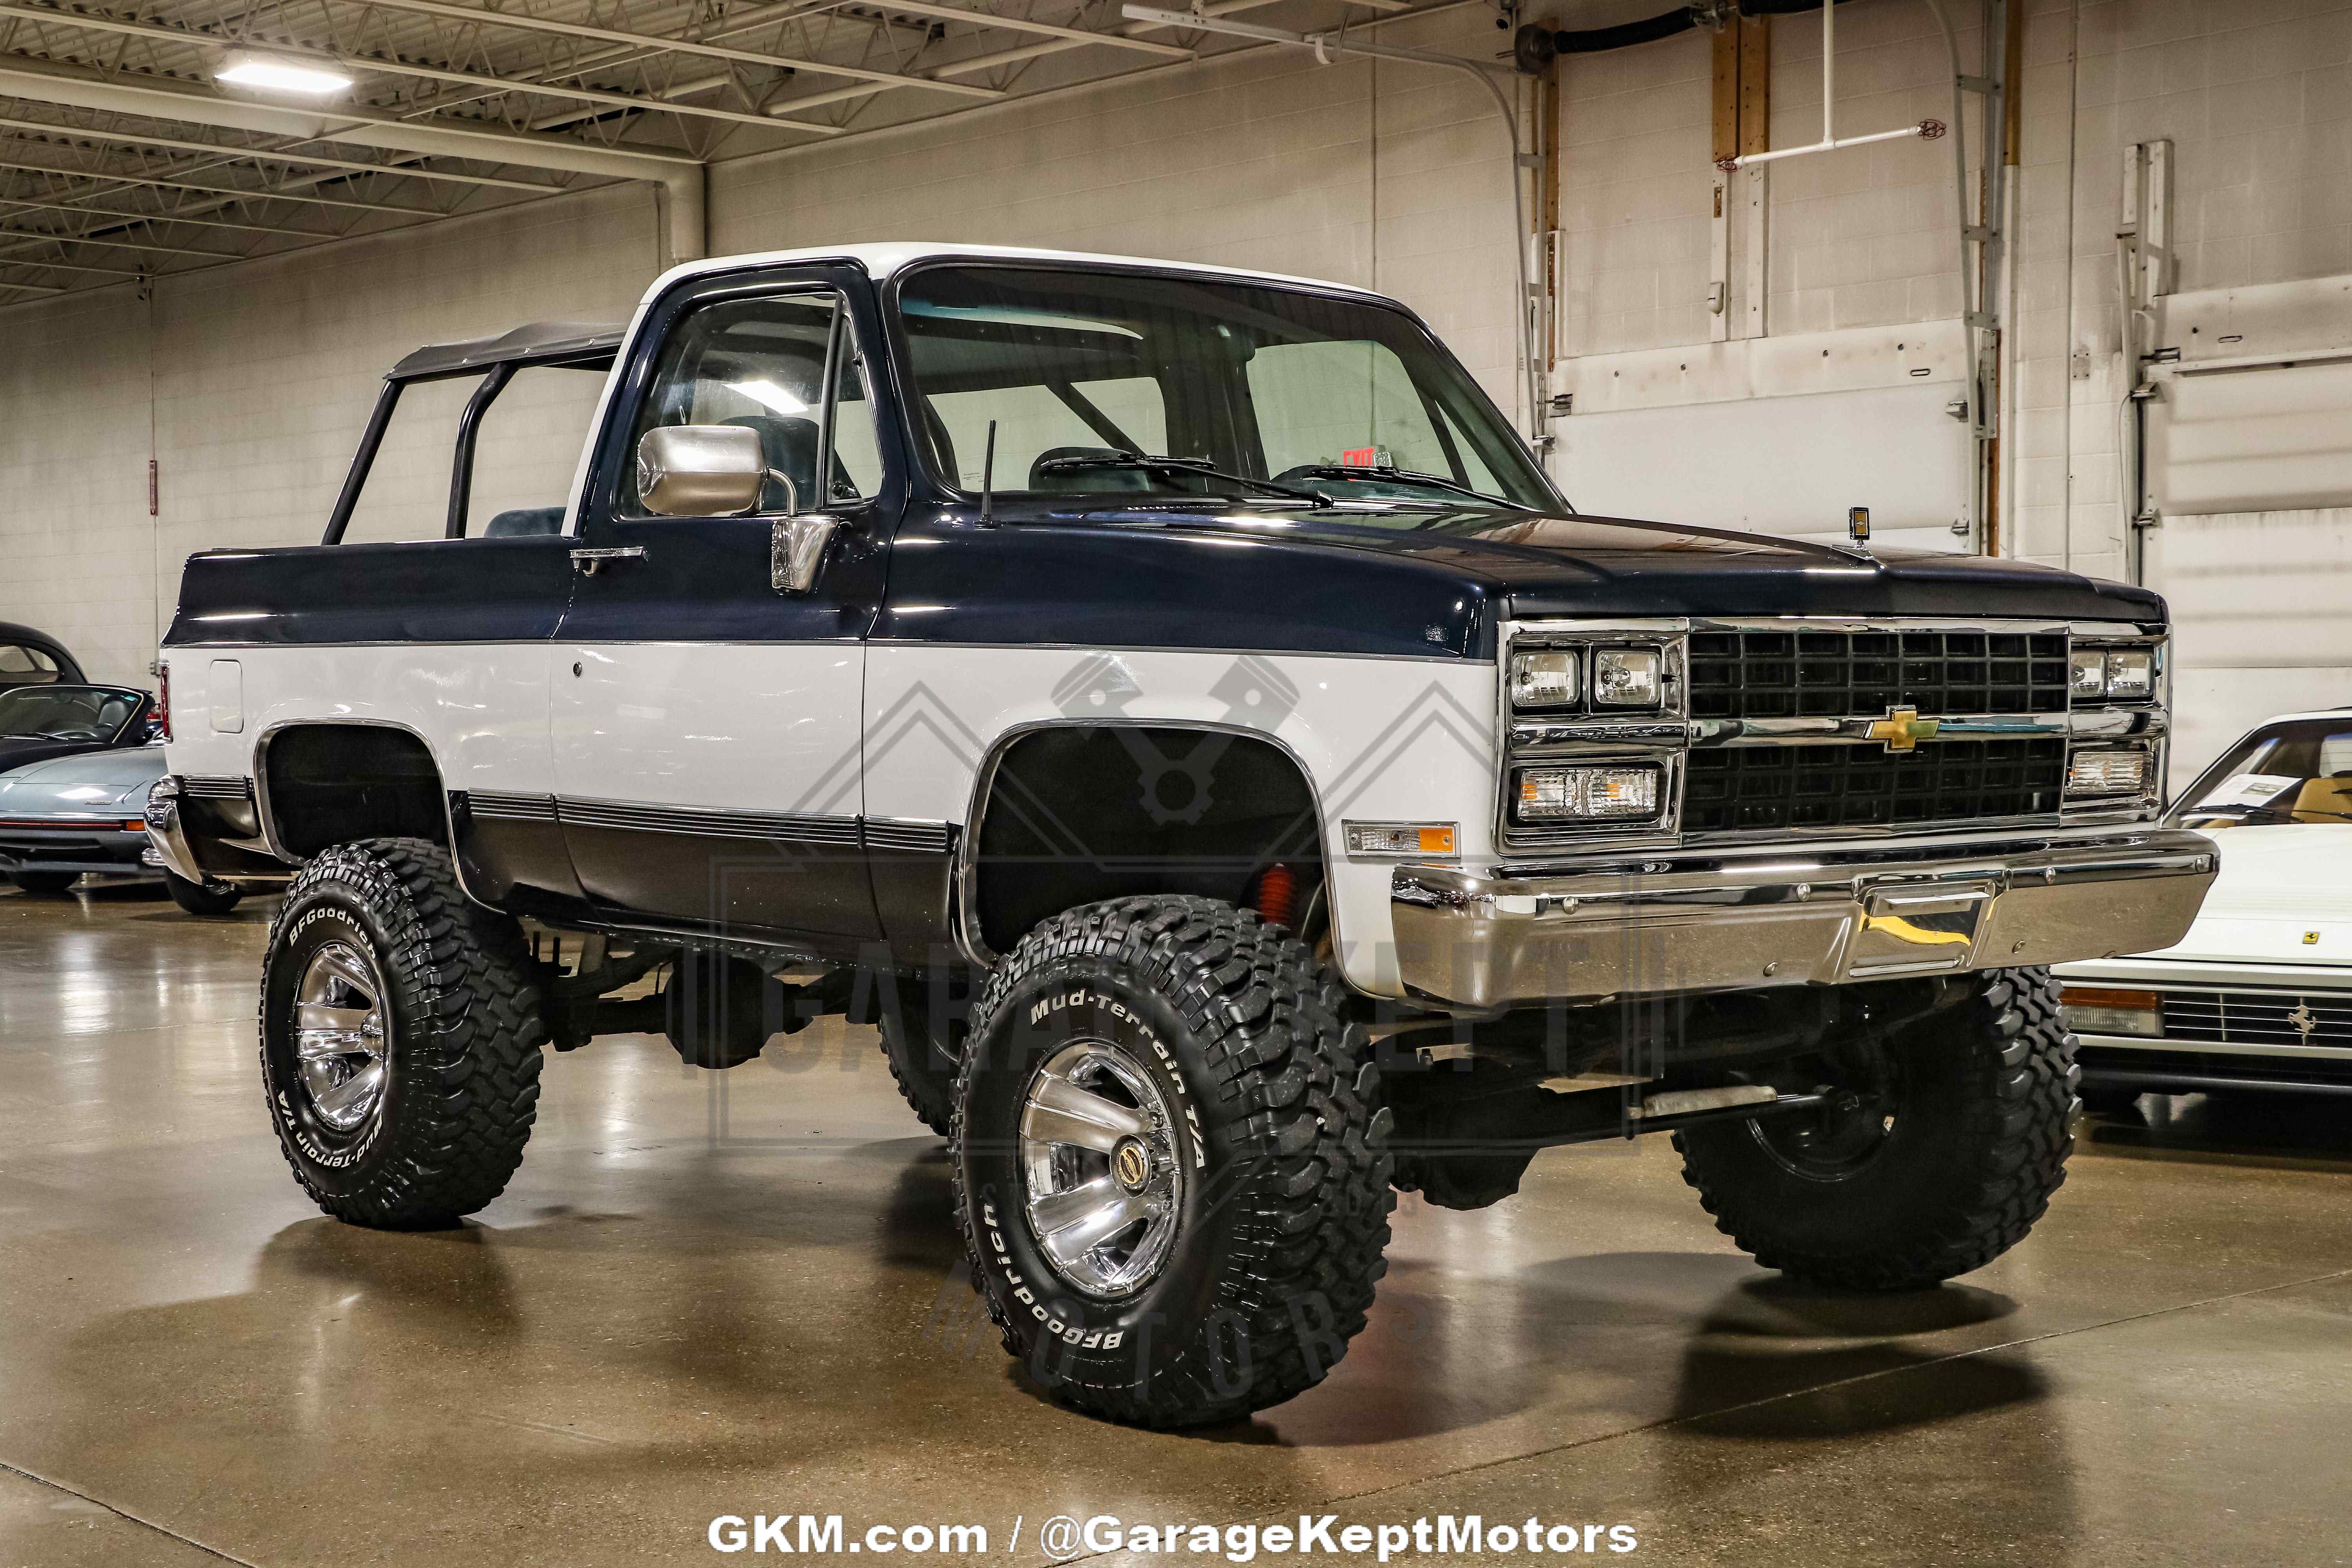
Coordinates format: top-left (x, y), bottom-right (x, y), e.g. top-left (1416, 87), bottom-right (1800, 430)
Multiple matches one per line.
top-left (893, 265), bottom-right (1555, 521)
top-left (0, 685), bottom-right (141, 742)
top-left (2170, 717), bottom-right (2352, 828)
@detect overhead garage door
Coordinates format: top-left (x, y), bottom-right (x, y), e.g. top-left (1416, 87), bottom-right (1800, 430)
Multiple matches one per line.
top-left (2143, 276), bottom-right (2352, 782)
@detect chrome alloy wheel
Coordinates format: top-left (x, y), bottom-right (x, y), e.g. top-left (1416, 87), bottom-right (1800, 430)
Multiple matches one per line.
top-left (1018, 1040), bottom-right (1185, 1299)
top-left (292, 940), bottom-right (391, 1134)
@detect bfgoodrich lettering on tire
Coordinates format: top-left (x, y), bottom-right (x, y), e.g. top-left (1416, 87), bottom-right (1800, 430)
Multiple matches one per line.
top-left (1674, 966), bottom-right (2078, 1291)
top-left (260, 836), bottom-right (546, 1229)
top-left (951, 895), bottom-right (1393, 1428)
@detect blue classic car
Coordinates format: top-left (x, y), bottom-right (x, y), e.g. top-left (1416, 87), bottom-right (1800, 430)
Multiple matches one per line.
top-left (0, 743), bottom-right (240, 912)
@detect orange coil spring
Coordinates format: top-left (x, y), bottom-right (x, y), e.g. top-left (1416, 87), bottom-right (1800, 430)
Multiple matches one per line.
top-left (1252, 863), bottom-right (1297, 928)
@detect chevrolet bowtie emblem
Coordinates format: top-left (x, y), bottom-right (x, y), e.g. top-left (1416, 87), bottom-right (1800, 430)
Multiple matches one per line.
top-left (1867, 706), bottom-right (1941, 753)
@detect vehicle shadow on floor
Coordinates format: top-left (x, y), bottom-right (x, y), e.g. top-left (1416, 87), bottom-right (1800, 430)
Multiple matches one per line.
top-left (982, 1238), bottom-right (2045, 1456)
top-left (2084, 1091), bottom-right (2352, 1168)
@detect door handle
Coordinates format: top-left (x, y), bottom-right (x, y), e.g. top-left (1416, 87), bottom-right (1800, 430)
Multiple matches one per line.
top-left (571, 546), bottom-right (648, 577)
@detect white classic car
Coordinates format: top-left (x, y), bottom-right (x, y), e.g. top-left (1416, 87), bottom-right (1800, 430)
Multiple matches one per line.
top-left (2060, 708), bottom-right (2352, 1106)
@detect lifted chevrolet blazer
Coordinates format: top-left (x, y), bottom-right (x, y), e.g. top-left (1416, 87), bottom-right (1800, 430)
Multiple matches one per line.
top-left (152, 243), bottom-right (2216, 1427)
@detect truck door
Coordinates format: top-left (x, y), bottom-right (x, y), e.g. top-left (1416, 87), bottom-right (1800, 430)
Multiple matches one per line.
top-left (552, 266), bottom-right (894, 942)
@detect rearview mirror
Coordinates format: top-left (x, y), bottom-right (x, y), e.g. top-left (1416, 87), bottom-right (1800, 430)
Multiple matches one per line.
top-left (636, 425), bottom-right (780, 517)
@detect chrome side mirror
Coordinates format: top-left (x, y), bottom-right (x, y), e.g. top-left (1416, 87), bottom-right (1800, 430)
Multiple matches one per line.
top-left (636, 425), bottom-right (773, 517)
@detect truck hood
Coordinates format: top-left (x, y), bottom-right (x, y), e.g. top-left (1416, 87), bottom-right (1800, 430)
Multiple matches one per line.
top-left (0, 746), bottom-right (163, 810)
top-left (1273, 509), bottom-right (2165, 622)
top-left (2126, 825), bottom-right (2352, 967)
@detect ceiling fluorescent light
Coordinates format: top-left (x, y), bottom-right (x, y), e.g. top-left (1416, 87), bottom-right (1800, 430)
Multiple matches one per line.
top-left (727, 379), bottom-right (810, 416)
top-left (217, 53), bottom-right (354, 96)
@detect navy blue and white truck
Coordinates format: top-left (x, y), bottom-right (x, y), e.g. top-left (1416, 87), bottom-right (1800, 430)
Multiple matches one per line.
top-left (151, 243), bottom-right (2216, 1426)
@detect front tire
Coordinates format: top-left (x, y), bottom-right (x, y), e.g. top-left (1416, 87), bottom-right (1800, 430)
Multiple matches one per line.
top-left (164, 869), bottom-right (243, 916)
top-left (12, 871), bottom-right (78, 896)
top-left (260, 837), bottom-right (546, 1229)
top-left (1675, 966), bottom-right (2077, 1292)
top-left (953, 896), bottom-right (1392, 1427)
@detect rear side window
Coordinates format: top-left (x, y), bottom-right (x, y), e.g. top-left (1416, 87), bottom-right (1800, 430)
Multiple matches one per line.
top-left (0, 644), bottom-right (60, 687)
top-left (338, 361), bottom-right (610, 544)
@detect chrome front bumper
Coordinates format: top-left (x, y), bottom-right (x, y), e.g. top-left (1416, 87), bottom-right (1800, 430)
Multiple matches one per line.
top-left (1390, 828), bottom-right (2218, 1008)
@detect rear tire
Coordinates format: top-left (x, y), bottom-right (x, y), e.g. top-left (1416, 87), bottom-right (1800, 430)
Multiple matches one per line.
top-left (877, 975), bottom-right (965, 1136)
top-left (11, 871), bottom-right (77, 896)
top-left (164, 869), bottom-right (243, 916)
top-left (260, 837), bottom-right (546, 1229)
top-left (953, 896), bottom-right (1392, 1427)
top-left (1675, 966), bottom-right (2077, 1292)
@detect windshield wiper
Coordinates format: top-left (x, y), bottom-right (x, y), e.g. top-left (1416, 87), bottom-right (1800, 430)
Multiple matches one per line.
top-left (1032, 452), bottom-right (1332, 508)
top-left (1281, 464), bottom-right (1528, 510)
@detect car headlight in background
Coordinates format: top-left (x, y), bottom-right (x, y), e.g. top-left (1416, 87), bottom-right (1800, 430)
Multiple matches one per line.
top-left (2060, 984), bottom-right (2163, 1037)
top-left (2071, 644), bottom-right (2158, 701)
top-left (1592, 648), bottom-right (1663, 708)
top-left (1514, 764), bottom-right (1661, 823)
top-left (1510, 651), bottom-right (1578, 710)
top-left (2066, 748), bottom-right (2151, 798)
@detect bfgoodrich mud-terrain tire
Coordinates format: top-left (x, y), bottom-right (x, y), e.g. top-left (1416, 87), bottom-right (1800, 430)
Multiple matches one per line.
top-left (953, 895), bottom-right (1392, 1428)
top-left (1675, 966), bottom-right (2078, 1292)
top-left (260, 837), bottom-right (546, 1229)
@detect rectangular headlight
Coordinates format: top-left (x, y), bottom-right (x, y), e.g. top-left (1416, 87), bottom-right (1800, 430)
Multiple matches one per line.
top-left (2103, 648), bottom-right (2155, 700)
top-left (1345, 821), bottom-right (1458, 857)
top-left (1591, 647), bottom-right (1663, 709)
top-left (2061, 985), bottom-right (2163, 1038)
top-left (1515, 765), bottom-right (1662, 823)
top-left (2066, 748), bottom-right (2151, 798)
top-left (2069, 648), bottom-right (2107, 698)
top-left (2072, 643), bottom-right (2159, 702)
top-left (1510, 651), bottom-right (1578, 710)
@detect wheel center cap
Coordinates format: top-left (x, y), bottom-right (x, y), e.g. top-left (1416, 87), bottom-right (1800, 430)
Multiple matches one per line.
top-left (1111, 1137), bottom-right (1152, 1192)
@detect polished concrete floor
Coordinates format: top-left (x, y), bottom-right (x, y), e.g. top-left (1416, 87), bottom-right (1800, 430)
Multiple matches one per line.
top-left (4, 880), bottom-right (2351, 1568)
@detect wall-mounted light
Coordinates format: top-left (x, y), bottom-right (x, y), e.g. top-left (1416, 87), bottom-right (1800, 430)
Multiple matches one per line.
top-left (217, 52), bottom-right (354, 96)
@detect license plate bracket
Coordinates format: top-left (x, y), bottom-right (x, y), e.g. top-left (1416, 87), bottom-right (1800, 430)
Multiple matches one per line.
top-left (1845, 882), bottom-right (1994, 978)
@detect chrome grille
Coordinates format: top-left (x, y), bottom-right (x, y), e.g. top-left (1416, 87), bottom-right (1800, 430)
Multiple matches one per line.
top-left (1685, 630), bottom-right (2071, 720)
top-left (2161, 991), bottom-right (2352, 1049)
top-left (1681, 738), bottom-right (2067, 834)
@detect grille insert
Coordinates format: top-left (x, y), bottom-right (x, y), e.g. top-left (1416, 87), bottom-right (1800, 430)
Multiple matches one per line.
top-left (2161, 992), bottom-right (2352, 1049)
top-left (1682, 738), bottom-right (2066, 834)
top-left (1687, 630), bottom-right (2070, 720)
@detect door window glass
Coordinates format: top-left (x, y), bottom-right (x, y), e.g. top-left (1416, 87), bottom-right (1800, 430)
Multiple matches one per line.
top-left (622, 291), bottom-right (881, 515)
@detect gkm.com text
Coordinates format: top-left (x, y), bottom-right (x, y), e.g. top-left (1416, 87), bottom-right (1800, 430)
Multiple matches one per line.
top-left (708, 1513), bottom-right (1639, 1560)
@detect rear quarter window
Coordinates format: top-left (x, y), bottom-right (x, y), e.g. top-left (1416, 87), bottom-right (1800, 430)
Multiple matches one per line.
top-left (0, 645), bottom-right (60, 685)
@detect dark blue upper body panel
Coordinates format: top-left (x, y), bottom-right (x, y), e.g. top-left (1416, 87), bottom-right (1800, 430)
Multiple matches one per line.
top-left (165, 499), bottom-right (2166, 657)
